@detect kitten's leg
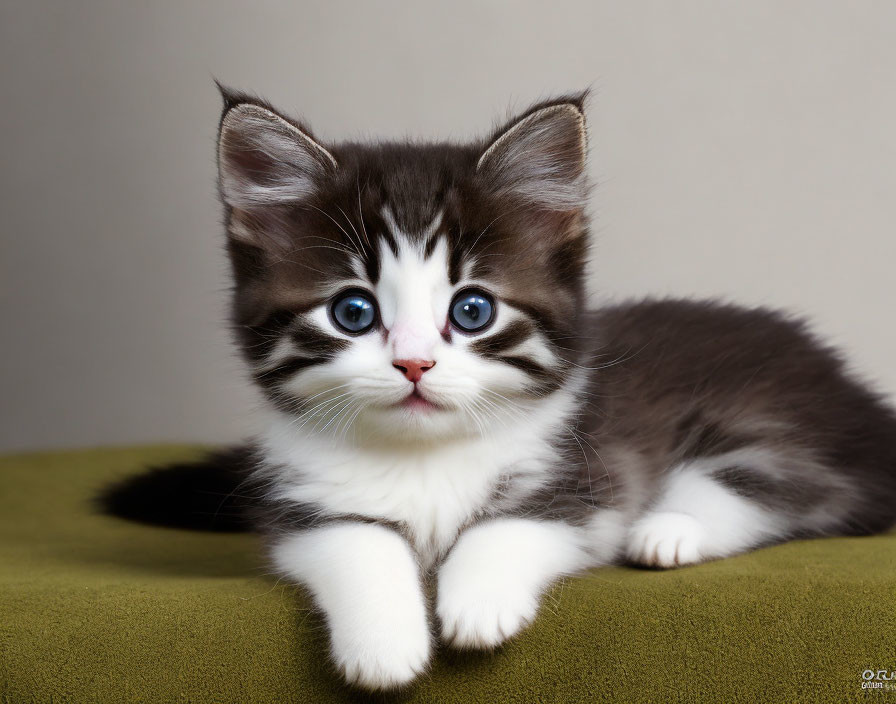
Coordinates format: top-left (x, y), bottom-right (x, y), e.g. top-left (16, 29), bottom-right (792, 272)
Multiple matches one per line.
top-left (437, 518), bottom-right (591, 649)
top-left (627, 460), bottom-right (786, 568)
top-left (271, 522), bottom-right (431, 690)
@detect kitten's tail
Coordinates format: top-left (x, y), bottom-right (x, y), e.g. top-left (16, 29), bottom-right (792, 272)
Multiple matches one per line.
top-left (96, 446), bottom-right (257, 532)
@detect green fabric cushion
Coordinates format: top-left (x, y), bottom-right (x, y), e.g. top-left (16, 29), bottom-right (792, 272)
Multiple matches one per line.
top-left (1, 446), bottom-right (894, 703)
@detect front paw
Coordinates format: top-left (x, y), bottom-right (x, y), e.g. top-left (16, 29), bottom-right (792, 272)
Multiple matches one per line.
top-left (436, 583), bottom-right (539, 650)
top-left (330, 622), bottom-right (431, 690)
top-left (627, 511), bottom-right (705, 568)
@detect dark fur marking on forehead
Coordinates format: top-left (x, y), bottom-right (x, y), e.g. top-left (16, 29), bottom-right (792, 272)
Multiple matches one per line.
top-left (356, 218), bottom-right (382, 283)
top-left (373, 220), bottom-right (400, 261)
top-left (382, 231), bottom-right (400, 259)
top-left (333, 141), bottom-right (474, 236)
top-left (364, 256), bottom-right (380, 284)
top-left (448, 236), bottom-right (465, 286)
top-left (422, 220), bottom-right (449, 260)
top-left (423, 233), bottom-right (441, 261)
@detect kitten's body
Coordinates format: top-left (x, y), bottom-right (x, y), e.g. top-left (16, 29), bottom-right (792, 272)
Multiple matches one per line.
top-left (103, 88), bottom-right (896, 690)
top-left (253, 296), bottom-right (896, 580)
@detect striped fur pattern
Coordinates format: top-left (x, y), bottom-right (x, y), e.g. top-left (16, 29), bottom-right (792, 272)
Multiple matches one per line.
top-left (202, 88), bottom-right (896, 690)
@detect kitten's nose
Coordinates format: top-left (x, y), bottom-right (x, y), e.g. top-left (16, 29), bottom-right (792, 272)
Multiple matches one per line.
top-left (392, 359), bottom-right (435, 383)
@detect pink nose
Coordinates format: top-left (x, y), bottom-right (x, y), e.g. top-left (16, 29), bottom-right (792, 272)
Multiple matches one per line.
top-left (392, 359), bottom-right (435, 383)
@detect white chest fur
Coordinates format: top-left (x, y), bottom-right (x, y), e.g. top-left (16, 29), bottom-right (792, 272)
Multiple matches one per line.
top-left (257, 387), bottom-right (579, 568)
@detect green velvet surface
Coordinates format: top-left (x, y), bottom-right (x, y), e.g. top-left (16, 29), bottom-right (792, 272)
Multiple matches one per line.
top-left (1, 446), bottom-right (894, 703)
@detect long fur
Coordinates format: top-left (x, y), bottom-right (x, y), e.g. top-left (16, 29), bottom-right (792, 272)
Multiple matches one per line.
top-left (99, 87), bottom-right (896, 691)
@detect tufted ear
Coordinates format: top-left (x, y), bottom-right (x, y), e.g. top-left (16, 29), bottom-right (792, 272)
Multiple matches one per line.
top-left (477, 95), bottom-right (588, 212)
top-left (217, 96), bottom-right (337, 213)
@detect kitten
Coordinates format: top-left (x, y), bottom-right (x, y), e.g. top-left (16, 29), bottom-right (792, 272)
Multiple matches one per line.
top-left (103, 87), bottom-right (896, 691)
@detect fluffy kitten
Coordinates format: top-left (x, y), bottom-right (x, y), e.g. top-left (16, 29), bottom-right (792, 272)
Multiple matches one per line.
top-left (103, 87), bottom-right (896, 691)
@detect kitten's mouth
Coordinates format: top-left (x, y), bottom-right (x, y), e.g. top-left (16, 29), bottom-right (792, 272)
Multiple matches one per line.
top-left (399, 388), bottom-right (443, 412)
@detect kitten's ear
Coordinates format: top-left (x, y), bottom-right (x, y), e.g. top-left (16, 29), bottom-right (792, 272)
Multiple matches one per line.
top-left (477, 95), bottom-right (588, 211)
top-left (217, 94), bottom-right (337, 212)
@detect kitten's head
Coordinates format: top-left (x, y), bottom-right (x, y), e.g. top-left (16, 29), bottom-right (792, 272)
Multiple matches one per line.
top-left (217, 88), bottom-right (591, 444)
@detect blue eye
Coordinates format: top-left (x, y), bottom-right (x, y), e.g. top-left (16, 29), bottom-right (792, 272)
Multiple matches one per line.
top-left (449, 289), bottom-right (495, 333)
top-left (331, 292), bottom-right (377, 334)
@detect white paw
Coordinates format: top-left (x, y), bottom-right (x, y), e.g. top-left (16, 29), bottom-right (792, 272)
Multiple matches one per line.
top-left (330, 622), bottom-right (431, 690)
top-left (627, 511), bottom-right (705, 568)
top-left (437, 582), bottom-right (539, 650)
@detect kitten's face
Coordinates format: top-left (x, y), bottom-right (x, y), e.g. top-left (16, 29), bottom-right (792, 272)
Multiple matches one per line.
top-left (218, 92), bottom-right (590, 443)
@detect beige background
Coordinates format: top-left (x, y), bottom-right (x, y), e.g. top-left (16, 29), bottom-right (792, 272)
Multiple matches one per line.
top-left (1, 1), bottom-right (894, 452)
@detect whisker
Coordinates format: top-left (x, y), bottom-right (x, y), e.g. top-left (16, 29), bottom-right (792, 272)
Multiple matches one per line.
top-left (303, 203), bottom-right (365, 261)
top-left (335, 203), bottom-right (367, 260)
top-left (355, 178), bottom-right (372, 247)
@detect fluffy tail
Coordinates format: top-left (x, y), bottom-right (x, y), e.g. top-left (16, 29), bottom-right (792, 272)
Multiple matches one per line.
top-left (96, 446), bottom-right (257, 532)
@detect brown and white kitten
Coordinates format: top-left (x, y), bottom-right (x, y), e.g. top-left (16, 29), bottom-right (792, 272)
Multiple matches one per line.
top-left (104, 87), bottom-right (896, 691)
